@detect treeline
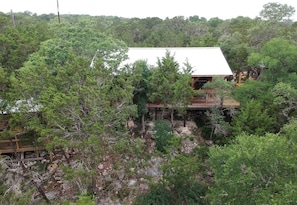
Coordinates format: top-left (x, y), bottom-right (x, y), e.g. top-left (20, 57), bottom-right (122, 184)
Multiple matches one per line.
top-left (1, 4), bottom-right (297, 74)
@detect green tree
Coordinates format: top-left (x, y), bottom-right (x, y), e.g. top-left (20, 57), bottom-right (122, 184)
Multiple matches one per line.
top-left (232, 80), bottom-right (284, 133)
top-left (272, 82), bottom-right (297, 119)
top-left (0, 67), bottom-right (10, 112)
top-left (248, 38), bottom-right (297, 82)
top-left (232, 80), bottom-right (273, 104)
top-left (202, 77), bottom-right (236, 139)
top-left (219, 32), bottom-right (249, 75)
top-left (162, 154), bottom-right (208, 204)
top-left (247, 20), bottom-right (288, 52)
top-left (208, 132), bottom-right (297, 204)
top-left (203, 76), bottom-right (235, 108)
top-left (134, 148), bottom-right (208, 205)
top-left (153, 120), bottom-right (173, 153)
top-left (172, 71), bottom-right (194, 125)
top-left (133, 184), bottom-right (172, 205)
top-left (0, 13), bottom-right (51, 72)
top-left (231, 100), bottom-right (276, 135)
top-left (10, 26), bottom-right (136, 197)
top-left (148, 51), bottom-right (180, 120)
top-left (260, 2), bottom-right (295, 21)
top-left (280, 117), bottom-right (297, 143)
top-left (131, 60), bottom-right (152, 133)
top-left (148, 51), bottom-right (194, 124)
top-left (207, 17), bottom-right (224, 28)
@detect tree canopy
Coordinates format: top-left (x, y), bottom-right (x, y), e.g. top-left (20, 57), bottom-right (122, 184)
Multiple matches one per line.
top-left (208, 131), bottom-right (297, 204)
top-left (260, 2), bottom-right (296, 21)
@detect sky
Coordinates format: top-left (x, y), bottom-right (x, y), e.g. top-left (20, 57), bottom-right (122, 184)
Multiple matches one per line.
top-left (0, 0), bottom-right (297, 21)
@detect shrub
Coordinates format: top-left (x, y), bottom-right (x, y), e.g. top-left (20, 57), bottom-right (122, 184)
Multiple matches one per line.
top-left (153, 120), bottom-right (173, 153)
top-left (133, 184), bottom-right (172, 205)
top-left (194, 115), bottom-right (206, 127)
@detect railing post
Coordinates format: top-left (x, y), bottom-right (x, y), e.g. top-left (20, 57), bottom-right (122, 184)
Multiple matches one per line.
top-left (14, 135), bottom-right (20, 151)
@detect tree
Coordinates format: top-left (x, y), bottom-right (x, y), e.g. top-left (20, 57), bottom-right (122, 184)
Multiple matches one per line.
top-left (205, 107), bottom-right (231, 139)
top-left (231, 100), bottom-right (276, 136)
top-left (203, 76), bottom-right (235, 108)
top-left (9, 26), bottom-right (136, 198)
top-left (248, 38), bottom-right (297, 82)
top-left (272, 82), bottom-right (297, 119)
top-left (0, 14), bottom-right (51, 72)
top-left (280, 117), bottom-right (297, 143)
top-left (28, 22), bottom-right (128, 74)
top-left (148, 51), bottom-right (194, 124)
top-left (134, 145), bottom-right (208, 205)
top-left (172, 72), bottom-right (194, 126)
top-left (207, 17), bottom-right (223, 28)
top-left (260, 2), bottom-right (295, 21)
top-left (232, 80), bottom-right (286, 134)
top-left (148, 51), bottom-right (180, 121)
top-left (208, 132), bottom-right (297, 204)
top-left (219, 32), bottom-right (249, 75)
top-left (0, 67), bottom-right (10, 112)
top-left (162, 154), bottom-right (208, 204)
top-left (131, 60), bottom-right (152, 133)
top-left (247, 20), bottom-right (289, 52)
top-left (153, 120), bottom-right (173, 153)
top-left (201, 77), bottom-right (236, 139)
top-left (232, 80), bottom-right (273, 105)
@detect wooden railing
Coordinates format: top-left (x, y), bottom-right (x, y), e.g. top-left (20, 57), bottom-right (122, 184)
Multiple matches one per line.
top-left (192, 90), bottom-right (216, 104)
top-left (146, 89), bottom-right (240, 109)
top-left (0, 129), bottom-right (44, 154)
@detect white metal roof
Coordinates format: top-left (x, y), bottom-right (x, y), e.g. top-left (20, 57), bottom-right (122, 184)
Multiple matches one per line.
top-left (122, 47), bottom-right (232, 76)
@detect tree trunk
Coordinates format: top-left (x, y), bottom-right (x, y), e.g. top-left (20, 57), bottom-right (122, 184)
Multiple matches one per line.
top-left (171, 109), bottom-right (174, 126)
top-left (220, 96), bottom-right (224, 109)
top-left (141, 113), bottom-right (145, 134)
top-left (210, 127), bottom-right (214, 140)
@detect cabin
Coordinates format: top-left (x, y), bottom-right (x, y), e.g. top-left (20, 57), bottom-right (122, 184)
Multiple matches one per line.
top-left (0, 47), bottom-right (239, 154)
top-left (123, 47), bottom-right (240, 109)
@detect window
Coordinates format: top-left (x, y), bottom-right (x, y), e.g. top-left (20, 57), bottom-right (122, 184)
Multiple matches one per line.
top-left (193, 77), bottom-right (212, 90)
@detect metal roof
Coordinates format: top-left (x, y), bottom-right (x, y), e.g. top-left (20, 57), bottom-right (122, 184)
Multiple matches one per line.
top-left (122, 47), bottom-right (232, 76)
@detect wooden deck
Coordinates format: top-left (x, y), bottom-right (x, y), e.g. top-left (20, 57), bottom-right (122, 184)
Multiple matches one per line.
top-left (147, 101), bottom-right (240, 109)
top-left (0, 114), bottom-right (44, 155)
top-left (0, 129), bottom-right (44, 154)
top-left (147, 93), bottom-right (240, 109)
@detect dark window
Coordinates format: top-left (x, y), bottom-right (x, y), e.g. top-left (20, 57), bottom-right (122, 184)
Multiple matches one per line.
top-left (194, 77), bottom-right (212, 90)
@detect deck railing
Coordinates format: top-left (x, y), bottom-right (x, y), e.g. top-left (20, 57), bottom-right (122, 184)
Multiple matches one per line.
top-left (0, 129), bottom-right (43, 154)
top-left (147, 89), bottom-right (240, 109)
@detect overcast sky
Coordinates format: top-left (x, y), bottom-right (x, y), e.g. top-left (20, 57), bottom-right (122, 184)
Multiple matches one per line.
top-left (1, 0), bottom-right (297, 21)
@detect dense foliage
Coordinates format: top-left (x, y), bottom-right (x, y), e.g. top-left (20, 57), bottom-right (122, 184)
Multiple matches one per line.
top-left (208, 130), bottom-right (297, 204)
top-left (0, 2), bottom-right (297, 203)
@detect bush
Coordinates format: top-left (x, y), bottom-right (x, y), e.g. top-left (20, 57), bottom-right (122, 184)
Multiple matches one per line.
top-left (134, 153), bottom-right (209, 205)
top-left (192, 145), bottom-right (209, 161)
top-left (153, 120), bottom-right (173, 153)
top-left (74, 193), bottom-right (94, 205)
top-left (194, 115), bottom-right (206, 128)
top-left (172, 181), bottom-right (208, 205)
top-left (201, 126), bottom-right (227, 145)
top-left (133, 184), bottom-right (172, 205)
top-left (162, 154), bottom-right (208, 204)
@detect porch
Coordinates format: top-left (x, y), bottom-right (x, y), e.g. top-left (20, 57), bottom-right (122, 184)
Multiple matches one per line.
top-left (146, 90), bottom-right (240, 110)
